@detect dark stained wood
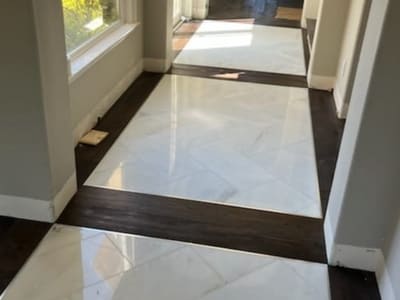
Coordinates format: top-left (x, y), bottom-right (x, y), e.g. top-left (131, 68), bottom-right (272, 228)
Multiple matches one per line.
top-left (58, 186), bottom-right (327, 264)
top-left (302, 28), bottom-right (310, 72)
top-left (0, 217), bottom-right (50, 294)
top-left (169, 63), bottom-right (308, 87)
top-left (309, 89), bottom-right (345, 215)
top-left (329, 266), bottom-right (381, 300)
top-left (75, 72), bottom-right (163, 186)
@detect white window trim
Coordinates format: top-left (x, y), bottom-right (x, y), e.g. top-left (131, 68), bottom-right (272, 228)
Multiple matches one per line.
top-left (66, 0), bottom-right (139, 82)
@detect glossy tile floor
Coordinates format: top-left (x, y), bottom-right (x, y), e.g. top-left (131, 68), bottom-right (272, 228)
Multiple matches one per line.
top-left (85, 75), bottom-right (321, 218)
top-left (0, 225), bottom-right (330, 300)
top-left (174, 20), bottom-right (306, 76)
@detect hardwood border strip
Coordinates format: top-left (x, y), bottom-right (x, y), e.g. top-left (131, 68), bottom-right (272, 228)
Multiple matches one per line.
top-left (168, 64), bottom-right (308, 87)
top-left (58, 186), bottom-right (327, 264)
top-left (0, 217), bottom-right (51, 294)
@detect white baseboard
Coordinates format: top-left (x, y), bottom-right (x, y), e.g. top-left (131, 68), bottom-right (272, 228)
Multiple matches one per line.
top-left (377, 255), bottom-right (396, 300)
top-left (324, 218), bottom-right (383, 272)
top-left (307, 74), bottom-right (336, 91)
top-left (52, 172), bottom-right (77, 220)
top-left (73, 59), bottom-right (144, 144)
top-left (144, 58), bottom-right (170, 73)
top-left (0, 173), bottom-right (77, 222)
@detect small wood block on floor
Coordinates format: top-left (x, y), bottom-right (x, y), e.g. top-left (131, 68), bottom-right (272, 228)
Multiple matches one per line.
top-left (276, 7), bottom-right (302, 21)
top-left (79, 130), bottom-right (109, 146)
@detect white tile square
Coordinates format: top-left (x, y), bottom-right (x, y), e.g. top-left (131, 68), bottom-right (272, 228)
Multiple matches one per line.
top-left (1, 225), bottom-right (330, 300)
top-left (85, 75), bottom-right (321, 218)
top-left (175, 20), bottom-right (306, 76)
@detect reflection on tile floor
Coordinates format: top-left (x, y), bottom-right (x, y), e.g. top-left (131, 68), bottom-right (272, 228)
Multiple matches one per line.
top-left (1, 225), bottom-right (331, 300)
top-left (174, 20), bottom-right (306, 76)
top-left (85, 75), bottom-right (321, 218)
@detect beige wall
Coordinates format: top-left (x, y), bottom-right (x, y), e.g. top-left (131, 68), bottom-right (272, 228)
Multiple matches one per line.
top-left (307, 0), bottom-right (350, 90)
top-left (0, 0), bottom-right (76, 222)
top-left (143, 0), bottom-right (173, 72)
top-left (326, 5), bottom-right (400, 300)
top-left (333, 0), bottom-right (369, 118)
top-left (70, 0), bottom-right (144, 143)
top-left (301, 0), bottom-right (321, 28)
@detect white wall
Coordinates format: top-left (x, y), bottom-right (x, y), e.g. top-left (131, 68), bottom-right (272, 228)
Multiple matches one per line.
top-left (70, 0), bottom-right (144, 143)
top-left (143, 0), bottom-right (173, 72)
top-left (379, 215), bottom-right (400, 300)
top-left (325, 6), bottom-right (400, 300)
top-left (192, 0), bottom-right (209, 19)
top-left (307, 0), bottom-right (350, 90)
top-left (0, 0), bottom-right (76, 222)
top-left (301, 0), bottom-right (321, 28)
top-left (333, 0), bottom-right (368, 118)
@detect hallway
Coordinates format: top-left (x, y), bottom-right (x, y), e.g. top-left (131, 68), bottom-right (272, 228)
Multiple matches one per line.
top-left (0, 1), bottom-right (384, 299)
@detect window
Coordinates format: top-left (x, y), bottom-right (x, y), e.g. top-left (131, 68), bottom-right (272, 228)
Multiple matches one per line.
top-left (62, 0), bottom-right (121, 54)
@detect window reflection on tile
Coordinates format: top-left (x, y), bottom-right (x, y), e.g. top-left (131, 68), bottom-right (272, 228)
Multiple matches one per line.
top-left (175, 20), bottom-right (306, 76)
top-left (1, 225), bottom-right (330, 300)
top-left (86, 75), bottom-right (321, 218)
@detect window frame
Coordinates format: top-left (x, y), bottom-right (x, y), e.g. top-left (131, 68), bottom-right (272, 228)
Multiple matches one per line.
top-left (65, 0), bottom-right (137, 78)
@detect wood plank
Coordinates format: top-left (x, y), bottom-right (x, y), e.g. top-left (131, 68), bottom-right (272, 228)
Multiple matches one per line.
top-left (58, 186), bottom-right (327, 264)
top-left (169, 64), bottom-right (308, 88)
top-left (0, 217), bottom-right (50, 294)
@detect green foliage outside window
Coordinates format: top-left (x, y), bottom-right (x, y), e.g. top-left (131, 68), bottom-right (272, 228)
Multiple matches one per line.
top-left (62, 0), bottom-right (119, 53)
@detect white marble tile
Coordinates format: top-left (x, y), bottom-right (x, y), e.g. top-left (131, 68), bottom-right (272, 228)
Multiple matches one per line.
top-left (226, 179), bottom-right (321, 217)
top-left (1, 225), bottom-right (330, 300)
top-left (106, 231), bottom-right (184, 267)
top-left (198, 259), bottom-right (330, 300)
top-left (35, 225), bottom-right (101, 256)
top-left (192, 246), bottom-right (275, 283)
top-left (175, 20), bottom-right (306, 76)
top-left (1, 230), bottom-right (132, 300)
top-left (86, 75), bottom-right (321, 218)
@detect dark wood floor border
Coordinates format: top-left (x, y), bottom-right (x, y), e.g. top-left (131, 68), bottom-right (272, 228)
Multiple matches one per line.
top-left (75, 72), bottom-right (163, 186)
top-left (301, 22), bottom-right (345, 215)
top-left (168, 64), bottom-right (308, 88)
top-left (309, 89), bottom-right (345, 215)
top-left (302, 28), bottom-right (311, 72)
top-left (329, 266), bottom-right (381, 300)
top-left (58, 186), bottom-right (327, 264)
top-left (0, 217), bottom-right (51, 294)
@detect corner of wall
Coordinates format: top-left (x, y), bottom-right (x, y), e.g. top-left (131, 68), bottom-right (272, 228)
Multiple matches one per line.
top-left (377, 254), bottom-right (397, 300)
top-left (324, 212), bottom-right (383, 272)
top-left (0, 172), bottom-right (77, 222)
top-left (333, 88), bottom-right (349, 119)
top-left (307, 73), bottom-right (336, 91)
top-left (52, 172), bottom-right (77, 221)
top-left (144, 58), bottom-right (171, 73)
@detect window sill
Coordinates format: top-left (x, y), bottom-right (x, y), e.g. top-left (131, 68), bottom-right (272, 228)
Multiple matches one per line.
top-left (69, 23), bottom-right (139, 83)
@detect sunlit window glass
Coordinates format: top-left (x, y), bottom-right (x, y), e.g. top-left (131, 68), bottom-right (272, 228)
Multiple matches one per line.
top-left (62, 0), bottom-right (120, 53)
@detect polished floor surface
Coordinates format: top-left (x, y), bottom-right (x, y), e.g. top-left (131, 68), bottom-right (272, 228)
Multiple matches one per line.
top-left (174, 20), bottom-right (306, 76)
top-left (1, 224), bottom-right (330, 300)
top-left (85, 75), bottom-right (321, 218)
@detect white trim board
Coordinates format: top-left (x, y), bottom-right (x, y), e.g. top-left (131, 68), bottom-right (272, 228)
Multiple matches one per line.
top-left (333, 88), bottom-right (349, 119)
top-left (144, 58), bottom-right (171, 73)
top-left (324, 218), bottom-right (383, 272)
top-left (73, 59), bottom-right (144, 144)
top-left (377, 256), bottom-right (397, 300)
top-left (307, 74), bottom-right (336, 91)
top-left (0, 173), bottom-right (77, 222)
